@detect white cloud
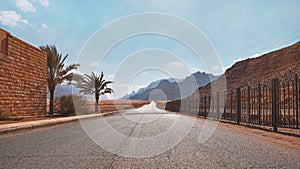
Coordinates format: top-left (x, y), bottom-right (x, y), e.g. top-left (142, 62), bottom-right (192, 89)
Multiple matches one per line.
top-left (41, 23), bottom-right (48, 29)
top-left (190, 67), bottom-right (199, 73)
top-left (134, 0), bottom-right (197, 12)
top-left (127, 85), bottom-right (146, 94)
top-left (139, 71), bottom-right (150, 76)
top-left (70, 69), bottom-right (82, 75)
top-left (112, 82), bottom-right (146, 99)
top-left (106, 74), bottom-right (114, 80)
top-left (169, 61), bottom-right (185, 68)
top-left (38, 23), bottom-right (48, 32)
top-left (0, 10), bottom-right (29, 27)
top-left (87, 62), bottom-right (99, 68)
top-left (37, 0), bottom-right (49, 7)
top-left (15, 0), bottom-right (36, 12)
top-left (211, 65), bottom-right (226, 75)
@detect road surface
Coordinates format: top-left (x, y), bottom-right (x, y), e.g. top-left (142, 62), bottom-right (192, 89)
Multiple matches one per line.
top-left (0, 103), bottom-right (299, 168)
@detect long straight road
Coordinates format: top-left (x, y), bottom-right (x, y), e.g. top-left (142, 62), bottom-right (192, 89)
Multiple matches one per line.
top-left (0, 103), bottom-right (299, 168)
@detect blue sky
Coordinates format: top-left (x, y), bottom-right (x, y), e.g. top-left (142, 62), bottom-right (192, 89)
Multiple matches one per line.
top-left (1, 0), bottom-right (300, 98)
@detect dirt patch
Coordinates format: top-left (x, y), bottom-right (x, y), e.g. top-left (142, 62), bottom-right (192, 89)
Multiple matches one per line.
top-left (224, 122), bottom-right (300, 151)
top-left (197, 117), bottom-right (300, 152)
top-left (165, 111), bottom-right (300, 151)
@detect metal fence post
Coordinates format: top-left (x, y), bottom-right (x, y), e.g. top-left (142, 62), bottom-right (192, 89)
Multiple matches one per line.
top-left (272, 79), bottom-right (279, 132)
top-left (204, 95), bottom-right (207, 118)
top-left (258, 83), bottom-right (262, 125)
top-left (295, 74), bottom-right (299, 129)
top-left (198, 93), bottom-right (201, 117)
top-left (236, 88), bottom-right (241, 125)
top-left (247, 86), bottom-right (251, 123)
top-left (223, 91), bottom-right (226, 120)
top-left (216, 92), bottom-right (220, 120)
top-left (212, 95), bottom-right (215, 119)
top-left (190, 96), bottom-right (192, 116)
top-left (230, 91), bottom-right (233, 121)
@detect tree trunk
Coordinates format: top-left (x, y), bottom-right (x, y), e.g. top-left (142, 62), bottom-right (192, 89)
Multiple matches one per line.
top-left (95, 95), bottom-right (99, 113)
top-left (49, 88), bottom-right (55, 116)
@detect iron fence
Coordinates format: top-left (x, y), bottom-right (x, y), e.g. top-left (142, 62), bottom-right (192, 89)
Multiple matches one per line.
top-left (166, 74), bottom-right (300, 132)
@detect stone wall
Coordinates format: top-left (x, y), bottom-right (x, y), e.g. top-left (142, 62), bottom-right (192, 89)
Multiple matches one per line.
top-left (0, 28), bottom-right (47, 116)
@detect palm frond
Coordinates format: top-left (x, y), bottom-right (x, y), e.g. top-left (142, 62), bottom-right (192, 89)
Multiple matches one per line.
top-left (74, 71), bottom-right (113, 99)
top-left (40, 44), bottom-right (79, 90)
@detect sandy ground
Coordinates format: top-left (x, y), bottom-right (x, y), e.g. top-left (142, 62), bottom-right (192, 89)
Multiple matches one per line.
top-left (1, 100), bottom-right (149, 125)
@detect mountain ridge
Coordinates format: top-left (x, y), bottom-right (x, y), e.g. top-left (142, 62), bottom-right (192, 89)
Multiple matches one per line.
top-left (120, 71), bottom-right (219, 100)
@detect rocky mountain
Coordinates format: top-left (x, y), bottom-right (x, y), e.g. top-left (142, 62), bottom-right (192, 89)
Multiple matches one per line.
top-left (46, 84), bottom-right (95, 100)
top-left (46, 84), bottom-right (73, 99)
top-left (224, 41), bottom-right (300, 90)
top-left (189, 41), bottom-right (300, 97)
top-left (119, 78), bottom-right (180, 100)
top-left (120, 71), bottom-right (219, 100)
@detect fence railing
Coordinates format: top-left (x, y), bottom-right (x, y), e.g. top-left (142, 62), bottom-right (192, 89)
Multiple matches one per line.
top-left (166, 74), bottom-right (300, 132)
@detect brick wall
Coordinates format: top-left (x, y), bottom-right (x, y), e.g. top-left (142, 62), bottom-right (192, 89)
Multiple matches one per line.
top-left (0, 28), bottom-right (47, 116)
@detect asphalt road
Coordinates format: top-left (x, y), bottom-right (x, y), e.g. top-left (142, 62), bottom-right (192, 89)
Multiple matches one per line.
top-left (0, 104), bottom-right (299, 168)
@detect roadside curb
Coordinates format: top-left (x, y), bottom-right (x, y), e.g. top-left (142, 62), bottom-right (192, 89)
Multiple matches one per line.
top-left (0, 112), bottom-right (116, 134)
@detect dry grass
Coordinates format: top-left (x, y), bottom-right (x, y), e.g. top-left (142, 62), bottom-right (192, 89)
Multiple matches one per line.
top-left (0, 100), bottom-right (149, 125)
top-left (47, 99), bottom-right (150, 114)
top-left (97, 100), bottom-right (149, 113)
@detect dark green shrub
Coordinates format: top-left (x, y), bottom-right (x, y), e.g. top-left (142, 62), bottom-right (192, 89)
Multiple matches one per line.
top-left (55, 95), bottom-right (91, 116)
top-left (73, 95), bottom-right (93, 115)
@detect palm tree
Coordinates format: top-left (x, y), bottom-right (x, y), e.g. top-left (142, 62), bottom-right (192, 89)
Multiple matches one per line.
top-left (75, 72), bottom-right (113, 113)
top-left (40, 45), bottom-right (80, 115)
